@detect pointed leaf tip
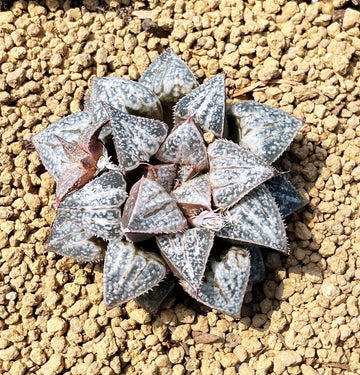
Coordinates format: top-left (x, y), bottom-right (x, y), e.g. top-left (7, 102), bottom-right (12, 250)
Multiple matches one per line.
top-left (122, 178), bottom-right (188, 242)
top-left (217, 185), bottom-right (289, 253)
top-left (182, 247), bottom-right (251, 318)
top-left (104, 103), bottom-right (168, 172)
top-left (104, 241), bottom-right (167, 309)
top-left (175, 74), bottom-right (226, 137)
top-left (208, 139), bottom-right (277, 208)
top-left (58, 171), bottom-right (127, 241)
top-left (230, 101), bottom-right (303, 164)
top-left (139, 48), bottom-right (198, 104)
top-left (156, 228), bottom-right (214, 291)
top-left (47, 214), bottom-right (106, 262)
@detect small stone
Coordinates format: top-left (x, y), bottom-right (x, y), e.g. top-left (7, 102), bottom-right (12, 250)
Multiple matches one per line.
top-left (6, 68), bottom-right (26, 89)
top-left (47, 316), bottom-right (68, 335)
top-left (319, 238), bottom-right (336, 257)
top-left (342, 8), bottom-right (360, 30)
top-left (273, 351), bottom-right (302, 374)
top-left (23, 193), bottom-right (41, 212)
top-left (219, 352), bottom-right (240, 368)
top-left (128, 308), bottom-right (151, 324)
top-left (294, 222), bottom-right (311, 240)
top-left (275, 279), bottom-right (296, 300)
top-left (0, 345), bottom-right (19, 361)
top-left (30, 347), bottom-right (47, 365)
top-left (40, 354), bottom-right (64, 375)
top-left (95, 336), bottom-right (118, 360)
top-left (83, 319), bottom-right (100, 338)
top-left (9, 361), bottom-right (26, 375)
top-left (171, 325), bottom-right (191, 341)
top-left (300, 364), bottom-right (319, 375)
top-left (169, 346), bottom-right (185, 364)
top-left (233, 345), bottom-right (248, 362)
top-left (174, 305), bottom-right (196, 323)
top-left (155, 354), bottom-right (171, 367)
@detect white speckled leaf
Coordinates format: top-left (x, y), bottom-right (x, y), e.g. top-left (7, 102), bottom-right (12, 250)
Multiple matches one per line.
top-left (156, 228), bottom-right (214, 291)
top-left (266, 175), bottom-right (308, 217)
top-left (156, 117), bottom-right (208, 171)
top-left (103, 103), bottom-right (168, 172)
top-left (47, 214), bottom-right (106, 262)
top-left (139, 48), bottom-right (198, 104)
top-left (172, 173), bottom-right (211, 217)
top-left (230, 101), bottom-right (303, 164)
top-left (208, 140), bottom-right (277, 208)
top-left (145, 164), bottom-right (177, 193)
top-left (217, 185), bottom-right (288, 253)
top-left (32, 111), bottom-right (92, 181)
top-left (104, 241), bottom-right (167, 309)
top-left (182, 247), bottom-right (250, 318)
top-left (175, 74), bottom-right (226, 137)
top-left (59, 171), bottom-right (127, 240)
top-left (122, 178), bottom-right (188, 242)
top-left (135, 275), bottom-right (175, 314)
top-left (85, 77), bottom-right (163, 138)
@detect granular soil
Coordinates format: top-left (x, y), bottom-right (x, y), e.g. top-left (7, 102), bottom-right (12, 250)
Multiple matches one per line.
top-left (1, 0), bottom-right (360, 374)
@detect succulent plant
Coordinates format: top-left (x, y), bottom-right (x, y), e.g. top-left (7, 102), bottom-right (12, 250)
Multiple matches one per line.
top-left (33, 49), bottom-right (307, 318)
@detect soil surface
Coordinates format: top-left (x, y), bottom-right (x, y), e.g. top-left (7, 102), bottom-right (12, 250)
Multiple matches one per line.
top-left (1, 0), bottom-right (360, 374)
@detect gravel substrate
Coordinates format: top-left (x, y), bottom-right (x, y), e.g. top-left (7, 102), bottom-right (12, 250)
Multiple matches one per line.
top-left (1, 0), bottom-right (360, 374)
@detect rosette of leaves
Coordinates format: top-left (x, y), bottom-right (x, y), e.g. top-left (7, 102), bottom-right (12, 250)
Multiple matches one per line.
top-left (33, 49), bottom-right (307, 318)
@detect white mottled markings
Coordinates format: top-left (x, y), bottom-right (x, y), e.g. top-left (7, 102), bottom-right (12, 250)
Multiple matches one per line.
top-left (208, 140), bottom-right (276, 208)
top-left (47, 214), bottom-right (106, 262)
top-left (145, 164), bottom-right (177, 193)
top-left (182, 247), bottom-right (250, 318)
top-left (175, 74), bottom-right (226, 137)
top-left (85, 76), bottom-right (163, 138)
top-left (104, 103), bottom-right (168, 172)
top-left (217, 185), bottom-right (288, 253)
top-left (157, 228), bottom-right (214, 291)
top-left (104, 241), bottom-right (167, 309)
top-left (156, 117), bottom-right (208, 172)
top-left (172, 173), bottom-right (211, 217)
top-left (230, 101), bottom-right (303, 164)
top-left (122, 178), bottom-right (188, 242)
top-left (139, 48), bottom-right (198, 104)
top-left (58, 171), bottom-right (127, 240)
top-left (32, 111), bottom-right (92, 181)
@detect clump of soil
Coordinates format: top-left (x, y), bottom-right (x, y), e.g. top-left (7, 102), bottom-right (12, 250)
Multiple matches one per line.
top-left (1, 1), bottom-right (360, 374)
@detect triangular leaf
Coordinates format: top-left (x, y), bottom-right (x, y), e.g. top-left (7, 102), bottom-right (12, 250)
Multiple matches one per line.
top-left (59, 171), bottom-right (127, 240)
top-left (208, 140), bottom-right (277, 208)
top-left (230, 101), bottom-right (303, 164)
top-left (156, 228), bottom-right (214, 291)
top-left (122, 178), bottom-right (188, 242)
top-left (156, 117), bottom-right (208, 172)
top-left (172, 173), bottom-right (211, 217)
top-left (85, 77), bottom-right (163, 139)
top-left (104, 103), bottom-right (168, 172)
top-left (104, 241), bottom-right (167, 309)
top-left (217, 185), bottom-right (288, 253)
top-left (32, 111), bottom-right (92, 181)
top-left (182, 247), bottom-right (250, 318)
top-left (139, 48), bottom-right (198, 104)
top-left (266, 175), bottom-right (308, 217)
top-left (175, 74), bottom-right (226, 137)
top-left (47, 214), bottom-right (106, 262)
top-left (144, 164), bottom-right (177, 193)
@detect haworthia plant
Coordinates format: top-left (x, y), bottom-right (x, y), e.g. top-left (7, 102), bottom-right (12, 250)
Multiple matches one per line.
top-left (33, 48), bottom-right (306, 318)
